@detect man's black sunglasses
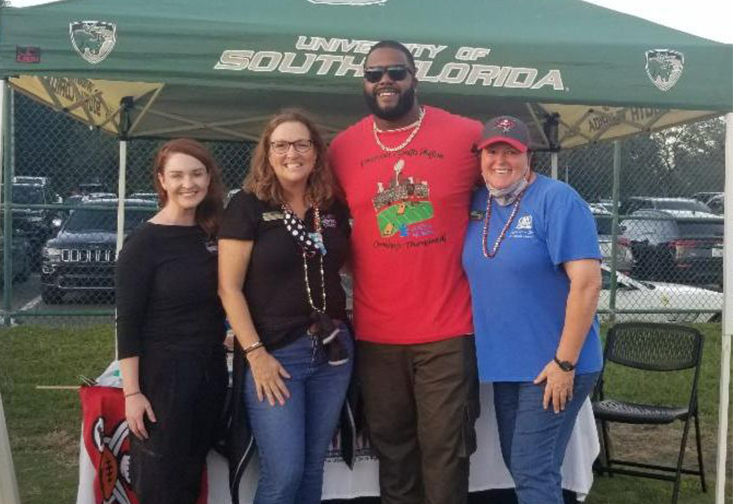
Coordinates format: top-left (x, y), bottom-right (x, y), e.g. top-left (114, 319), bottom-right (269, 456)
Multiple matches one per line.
top-left (363, 65), bottom-right (412, 83)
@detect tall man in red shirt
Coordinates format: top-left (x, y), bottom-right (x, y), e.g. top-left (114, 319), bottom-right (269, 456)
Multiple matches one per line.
top-left (329, 41), bottom-right (482, 504)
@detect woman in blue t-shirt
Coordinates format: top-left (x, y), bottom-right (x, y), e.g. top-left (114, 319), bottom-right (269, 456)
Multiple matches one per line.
top-left (462, 115), bottom-right (602, 504)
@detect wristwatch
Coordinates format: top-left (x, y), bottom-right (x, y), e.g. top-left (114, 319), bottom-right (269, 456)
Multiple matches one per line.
top-left (553, 356), bottom-right (576, 372)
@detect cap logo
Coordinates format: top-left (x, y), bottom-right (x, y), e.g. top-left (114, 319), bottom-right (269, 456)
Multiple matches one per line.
top-left (494, 118), bottom-right (516, 133)
top-left (645, 49), bottom-right (684, 92)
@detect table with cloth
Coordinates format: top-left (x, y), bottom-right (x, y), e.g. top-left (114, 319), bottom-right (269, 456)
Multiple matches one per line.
top-left (76, 362), bottom-right (599, 504)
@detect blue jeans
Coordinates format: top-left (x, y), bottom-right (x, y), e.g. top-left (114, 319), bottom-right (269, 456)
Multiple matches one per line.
top-left (493, 372), bottom-right (599, 504)
top-left (244, 328), bottom-right (353, 504)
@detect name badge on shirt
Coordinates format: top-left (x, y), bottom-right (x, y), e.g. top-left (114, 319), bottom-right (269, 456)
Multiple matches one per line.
top-left (205, 239), bottom-right (218, 254)
top-left (262, 211), bottom-right (285, 221)
top-left (321, 214), bottom-right (337, 228)
top-left (470, 210), bottom-right (485, 221)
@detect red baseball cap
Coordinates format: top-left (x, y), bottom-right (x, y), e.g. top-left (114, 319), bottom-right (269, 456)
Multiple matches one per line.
top-left (476, 115), bottom-right (531, 153)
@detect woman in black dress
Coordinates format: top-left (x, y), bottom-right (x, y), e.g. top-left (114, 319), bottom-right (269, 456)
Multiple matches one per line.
top-left (116, 138), bottom-right (227, 504)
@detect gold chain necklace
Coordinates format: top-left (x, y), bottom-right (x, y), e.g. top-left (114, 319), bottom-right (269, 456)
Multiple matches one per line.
top-left (372, 107), bottom-right (426, 152)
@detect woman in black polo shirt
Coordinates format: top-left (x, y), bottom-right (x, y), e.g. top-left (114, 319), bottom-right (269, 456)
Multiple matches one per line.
top-left (218, 109), bottom-right (352, 504)
top-left (116, 138), bottom-right (227, 504)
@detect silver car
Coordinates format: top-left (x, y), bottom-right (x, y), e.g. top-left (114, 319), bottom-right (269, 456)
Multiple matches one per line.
top-left (598, 264), bottom-right (721, 323)
top-left (590, 205), bottom-right (633, 273)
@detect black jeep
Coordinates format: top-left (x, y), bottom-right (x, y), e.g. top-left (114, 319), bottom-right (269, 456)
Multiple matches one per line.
top-left (41, 199), bottom-right (156, 304)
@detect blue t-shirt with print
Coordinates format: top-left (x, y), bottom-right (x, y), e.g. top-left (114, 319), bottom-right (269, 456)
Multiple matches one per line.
top-left (462, 175), bottom-right (603, 382)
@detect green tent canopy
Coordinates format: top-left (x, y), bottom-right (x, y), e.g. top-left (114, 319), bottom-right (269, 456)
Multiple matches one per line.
top-left (0, 2), bottom-right (732, 504)
top-left (1, 0), bottom-right (731, 145)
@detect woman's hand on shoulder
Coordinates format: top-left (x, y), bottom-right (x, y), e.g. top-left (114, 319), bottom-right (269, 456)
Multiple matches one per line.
top-left (534, 361), bottom-right (574, 414)
top-left (247, 349), bottom-right (292, 406)
top-left (125, 393), bottom-right (156, 440)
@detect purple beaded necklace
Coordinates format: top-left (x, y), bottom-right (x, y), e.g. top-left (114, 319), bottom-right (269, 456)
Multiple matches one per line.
top-left (481, 187), bottom-right (529, 259)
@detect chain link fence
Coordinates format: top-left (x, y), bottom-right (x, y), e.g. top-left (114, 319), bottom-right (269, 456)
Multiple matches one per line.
top-left (536, 116), bottom-right (726, 324)
top-left (1, 92), bottom-right (254, 325)
top-left (0, 92), bottom-right (726, 326)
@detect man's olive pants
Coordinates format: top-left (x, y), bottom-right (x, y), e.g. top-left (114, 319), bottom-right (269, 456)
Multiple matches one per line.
top-left (357, 335), bottom-right (480, 504)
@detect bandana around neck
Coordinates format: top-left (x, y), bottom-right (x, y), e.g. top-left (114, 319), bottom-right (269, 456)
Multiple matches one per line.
top-left (486, 169), bottom-right (531, 206)
top-left (282, 205), bottom-right (327, 256)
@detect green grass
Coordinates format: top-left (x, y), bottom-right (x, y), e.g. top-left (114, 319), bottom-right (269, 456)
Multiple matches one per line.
top-left (0, 323), bottom-right (730, 504)
top-left (0, 325), bottom-right (114, 504)
top-left (585, 323), bottom-right (732, 504)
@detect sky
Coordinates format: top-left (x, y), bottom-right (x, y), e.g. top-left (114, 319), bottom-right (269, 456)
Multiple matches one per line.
top-left (7, 0), bottom-right (733, 44)
top-left (583, 0), bottom-right (733, 44)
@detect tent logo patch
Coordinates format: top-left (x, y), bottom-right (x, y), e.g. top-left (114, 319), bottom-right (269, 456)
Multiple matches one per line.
top-left (307, 0), bottom-right (388, 5)
top-left (645, 49), bottom-right (684, 92)
top-left (69, 21), bottom-right (117, 65)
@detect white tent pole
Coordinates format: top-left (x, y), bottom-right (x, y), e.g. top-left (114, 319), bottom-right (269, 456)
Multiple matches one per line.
top-left (551, 152), bottom-right (558, 179)
top-left (114, 139), bottom-right (128, 361)
top-left (0, 394), bottom-right (20, 504)
top-left (716, 113), bottom-right (733, 504)
top-left (0, 79), bottom-right (22, 504)
top-left (115, 140), bottom-right (127, 257)
top-left (0, 82), bottom-right (4, 218)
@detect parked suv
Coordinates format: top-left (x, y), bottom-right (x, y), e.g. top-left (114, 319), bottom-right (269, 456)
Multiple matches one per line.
top-left (589, 204), bottom-right (633, 273)
top-left (11, 179), bottom-right (62, 268)
top-left (620, 209), bottom-right (723, 286)
top-left (0, 231), bottom-right (32, 284)
top-left (40, 199), bottom-right (156, 304)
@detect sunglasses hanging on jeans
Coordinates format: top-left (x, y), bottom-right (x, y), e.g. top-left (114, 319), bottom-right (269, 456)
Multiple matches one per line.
top-left (363, 65), bottom-right (412, 83)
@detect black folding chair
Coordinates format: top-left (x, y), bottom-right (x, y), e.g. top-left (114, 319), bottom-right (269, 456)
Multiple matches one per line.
top-left (592, 322), bottom-right (706, 504)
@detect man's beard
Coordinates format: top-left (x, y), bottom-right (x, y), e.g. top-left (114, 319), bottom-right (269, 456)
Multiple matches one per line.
top-left (363, 87), bottom-right (416, 121)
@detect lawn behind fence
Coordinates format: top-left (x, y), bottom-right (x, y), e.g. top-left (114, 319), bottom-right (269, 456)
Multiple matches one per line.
top-left (0, 323), bottom-right (730, 504)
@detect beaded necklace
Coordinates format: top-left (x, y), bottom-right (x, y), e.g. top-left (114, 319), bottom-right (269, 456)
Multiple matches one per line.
top-left (481, 187), bottom-right (528, 259)
top-left (372, 107), bottom-right (425, 152)
top-left (282, 204), bottom-right (327, 312)
top-left (302, 207), bottom-right (327, 313)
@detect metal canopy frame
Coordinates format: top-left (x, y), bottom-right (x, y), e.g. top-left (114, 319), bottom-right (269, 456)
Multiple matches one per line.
top-left (0, 79), bottom-right (730, 504)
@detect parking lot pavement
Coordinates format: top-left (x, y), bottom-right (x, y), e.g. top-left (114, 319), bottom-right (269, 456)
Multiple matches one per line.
top-left (0, 274), bottom-right (42, 310)
top-left (0, 274), bottom-right (115, 326)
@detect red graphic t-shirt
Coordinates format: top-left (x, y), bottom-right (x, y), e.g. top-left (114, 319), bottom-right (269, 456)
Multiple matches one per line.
top-left (329, 106), bottom-right (482, 344)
